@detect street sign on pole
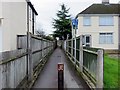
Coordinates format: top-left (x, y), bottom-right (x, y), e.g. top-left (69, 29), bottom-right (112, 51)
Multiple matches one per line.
top-left (72, 19), bottom-right (78, 29)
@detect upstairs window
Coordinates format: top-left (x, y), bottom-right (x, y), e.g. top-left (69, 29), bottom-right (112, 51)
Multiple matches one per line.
top-left (99, 16), bottom-right (114, 26)
top-left (83, 17), bottom-right (91, 26)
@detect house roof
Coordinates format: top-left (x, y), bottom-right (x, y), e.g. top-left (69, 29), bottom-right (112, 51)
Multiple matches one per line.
top-left (26, 0), bottom-right (38, 15)
top-left (77, 4), bottom-right (120, 17)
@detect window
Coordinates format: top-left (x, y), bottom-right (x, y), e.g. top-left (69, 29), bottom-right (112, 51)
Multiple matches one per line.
top-left (82, 35), bottom-right (91, 47)
top-left (99, 16), bottom-right (113, 26)
top-left (86, 36), bottom-right (90, 43)
top-left (83, 17), bottom-right (91, 26)
top-left (99, 33), bottom-right (113, 44)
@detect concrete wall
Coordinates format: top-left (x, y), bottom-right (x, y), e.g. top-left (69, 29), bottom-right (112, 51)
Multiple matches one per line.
top-left (76, 15), bottom-right (119, 50)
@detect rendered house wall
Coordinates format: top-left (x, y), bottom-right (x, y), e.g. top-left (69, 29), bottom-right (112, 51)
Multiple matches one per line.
top-left (0, 0), bottom-right (37, 52)
top-left (76, 15), bottom-right (119, 50)
top-left (2, 2), bottom-right (27, 51)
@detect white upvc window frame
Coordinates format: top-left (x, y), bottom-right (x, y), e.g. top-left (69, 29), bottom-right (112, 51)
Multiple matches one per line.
top-left (99, 16), bottom-right (114, 26)
top-left (82, 35), bottom-right (91, 47)
top-left (83, 17), bottom-right (91, 26)
top-left (99, 33), bottom-right (113, 44)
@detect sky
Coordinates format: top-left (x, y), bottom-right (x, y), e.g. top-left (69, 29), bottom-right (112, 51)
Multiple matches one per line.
top-left (30, 0), bottom-right (119, 35)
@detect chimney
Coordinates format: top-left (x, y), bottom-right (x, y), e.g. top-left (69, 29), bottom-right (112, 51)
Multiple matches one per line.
top-left (102, 0), bottom-right (109, 4)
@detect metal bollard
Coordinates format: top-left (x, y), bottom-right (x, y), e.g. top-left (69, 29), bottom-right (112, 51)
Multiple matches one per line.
top-left (58, 63), bottom-right (64, 90)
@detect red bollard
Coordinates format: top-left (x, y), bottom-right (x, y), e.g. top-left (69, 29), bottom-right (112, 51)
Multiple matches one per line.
top-left (58, 63), bottom-right (64, 90)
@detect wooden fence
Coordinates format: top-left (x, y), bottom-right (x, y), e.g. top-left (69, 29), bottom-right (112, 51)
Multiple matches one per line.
top-left (0, 32), bottom-right (55, 89)
top-left (63, 36), bottom-right (103, 88)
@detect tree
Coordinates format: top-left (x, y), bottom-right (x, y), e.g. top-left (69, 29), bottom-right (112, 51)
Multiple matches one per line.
top-left (35, 23), bottom-right (45, 37)
top-left (52, 4), bottom-right (72, 40)
top-left (36, 30), bottom-right (45, 37)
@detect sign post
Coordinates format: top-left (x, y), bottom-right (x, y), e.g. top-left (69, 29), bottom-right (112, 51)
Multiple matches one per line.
top-left (58, 63), bottom-right (64, 90)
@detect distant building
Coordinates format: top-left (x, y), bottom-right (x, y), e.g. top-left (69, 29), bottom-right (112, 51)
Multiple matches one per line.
top-left (74, 0), bottom-right (120, 50)
top-left (0, 0), bottom-right (38, 52)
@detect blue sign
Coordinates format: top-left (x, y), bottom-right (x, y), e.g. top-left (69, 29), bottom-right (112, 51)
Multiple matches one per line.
top-left (72, 19), bottom-right (78, 27)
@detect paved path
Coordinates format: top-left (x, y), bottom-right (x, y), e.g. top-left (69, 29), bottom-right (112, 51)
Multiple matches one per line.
top-left (32, 48), bottom-right (89, 89)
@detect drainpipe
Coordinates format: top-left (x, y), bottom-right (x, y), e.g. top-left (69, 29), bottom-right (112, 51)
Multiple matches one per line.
top-left (26, 2), bottom-right (29, 87)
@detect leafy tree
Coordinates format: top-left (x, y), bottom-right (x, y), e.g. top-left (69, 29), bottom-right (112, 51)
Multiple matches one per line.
top-left (52, 4), bottom-right (72, 40)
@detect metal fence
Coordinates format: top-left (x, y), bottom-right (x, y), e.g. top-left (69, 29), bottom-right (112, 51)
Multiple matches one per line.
top-left (63, 35), bottom-right (103, 88)
top-left (0, 32), bottom-right (55, 89)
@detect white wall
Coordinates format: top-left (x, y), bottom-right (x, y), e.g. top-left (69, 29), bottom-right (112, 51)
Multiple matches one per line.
top-left (0, 0), bottom-right (2, 18)
top-left (0, 1), bottom-right (37, 52)
top-left (2, 2), bottom-right (27, 51)
top-left (0, 22), bottom-right (2, 52)
top-left (77, 15), bottom-right (119, 50)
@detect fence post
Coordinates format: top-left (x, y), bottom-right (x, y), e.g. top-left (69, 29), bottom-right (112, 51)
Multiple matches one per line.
top-left (96, 49), bottom-right (103, 88)
top-left (50, 41), bottom-right (52, 52)
top-left (1, 63), bottom-right (7, 88)
top-left (27, 32), bottom-right (33, 82)
top-left (64, 40), bottom-right (66, 51)
top-left (0, 64), bottom-right (3, 89)
top-left (47, 41), bottom-right (48, 54)
top-left (41, 39), bottom-right (43, 58)
top-left (65, 40), bottom-right (68, 52)
top-left (74, 38), bottom-right (77, 67)
top-left (71, 39), bottom-right (73, 61)
top-left (79, 35), bottom-right (83, 72)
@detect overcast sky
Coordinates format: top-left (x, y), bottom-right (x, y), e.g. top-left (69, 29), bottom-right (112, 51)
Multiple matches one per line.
top-left (30, 0), bottom-right (119, 35)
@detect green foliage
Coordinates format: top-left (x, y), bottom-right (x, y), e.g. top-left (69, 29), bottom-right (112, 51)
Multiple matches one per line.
top-left (104, 54), bottom-right (119, 88)
top-left (44, 36), bottom-right (54, 41)
top-left (52, 4), bottom-right (72, 40)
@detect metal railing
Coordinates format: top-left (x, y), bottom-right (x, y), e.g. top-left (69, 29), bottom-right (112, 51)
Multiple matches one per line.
top-left (0, 32), bottom-right (55, 89)
top-left (63, 35), bottom-right (103, 88)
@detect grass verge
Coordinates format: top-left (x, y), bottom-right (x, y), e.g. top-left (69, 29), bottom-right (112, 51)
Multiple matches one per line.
top-left (104, 54), bottom-right (119, 88)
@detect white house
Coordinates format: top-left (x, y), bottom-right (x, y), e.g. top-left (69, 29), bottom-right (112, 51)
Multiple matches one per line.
top-left (74, 0), bottom-right (120, 50)
top-left (0, 0), bottom-right (38, 52)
